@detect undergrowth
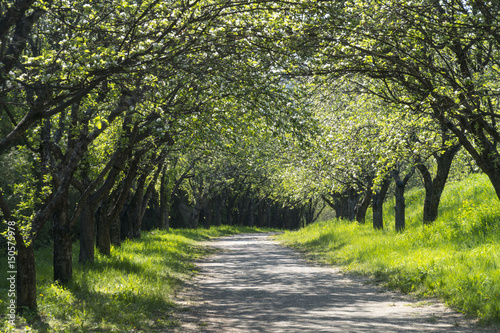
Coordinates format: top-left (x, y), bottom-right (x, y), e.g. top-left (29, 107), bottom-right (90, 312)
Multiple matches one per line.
top-left (278, 173), bottom-right (500, 324)
top-left (0, 225), bottom-right (272, 332)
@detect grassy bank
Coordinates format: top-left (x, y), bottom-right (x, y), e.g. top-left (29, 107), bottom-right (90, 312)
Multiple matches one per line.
top-left (1, 225), bottom-right (271, 332)
top-left (278, 173), bottom-right (500, 323)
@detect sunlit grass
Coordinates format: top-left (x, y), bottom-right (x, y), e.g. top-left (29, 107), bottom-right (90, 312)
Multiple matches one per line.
top-left (278, 173), bottom-right (500, 323)
top-left (0, 225), bottom-right (274, 332)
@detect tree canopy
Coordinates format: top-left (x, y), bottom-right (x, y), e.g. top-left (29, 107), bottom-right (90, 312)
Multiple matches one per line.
top-left (1, 0), bottom-right (500, 316)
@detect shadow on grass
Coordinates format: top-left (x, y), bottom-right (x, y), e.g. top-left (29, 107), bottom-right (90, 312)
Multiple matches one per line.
top-left (17, 232), bottom-right (205, 332)
top-left (60, 284), bottom-right (176, 332)
top-left (4, 226), bottom-right (276, 332)
top-left (299, 232), bottom-right (346, 253)
top-left (16, 310), bottom-right (52, 333)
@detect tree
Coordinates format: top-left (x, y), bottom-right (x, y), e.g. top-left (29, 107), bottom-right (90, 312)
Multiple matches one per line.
top-left (302, 82), bottom-right (396, 229)
top-left (296, 76), bottom-right (462, 230)
top-left (1, 0), bottom-right (319, 312)
top-left (295, 0), bottom-right (500, 204)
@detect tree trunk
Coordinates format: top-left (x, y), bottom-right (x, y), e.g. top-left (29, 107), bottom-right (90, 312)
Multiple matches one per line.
top-left (214, 197), bottom-right (222, 226)
top-left (248, 199), bottom-right (255, 227)
top-left (257, 202), bottom-right (265, 227)
top-left (339, 194), bottom-right (349, 220)
top-left (133, 202), bottom-right (143, 238)
top-left (372, 176), bottom-right (391, 230)
top-left (99, 154), bottom-right (140, 252)
top-left (96, 207), bottom-right (112, 255)
top-left (356, 185), bottom-right (372, 224)
top-left (289, 208), bottom-right (298, 229)
top-left (96, 197), bottom-right (117, 256)
top-left (485, 169), bottom-right (500, 204)
top-left (304, 199), bottom-right (312, 226)
top-left (164, 205), bottom-right (170, 231)
top-left (203, 205), bottom-right (211, 229)
top-left (417, 144), bottom-right (460, 224)
top-left (122, 186), bottom-right (142, 240)
top-left (110, 217), bottom-right (121, 246)
top-left (226, 205), bottom-right (233, 226)
top-left (127, 175), bottom-right (146, 239)
top-left (394, 183), bottom-right (406, 232)
top-left (322, 193), bottom-right (342, 219)
top-left (310, 199), bottom-right (326, 225)
top-left (347, 187), bottom-right (358, 221)
top-left (282, 208), bottom-right (289, 229)
top-left (97, 226), bottom-right (111, 255)
top-left (160, 167), bottom-right (169, 230)
top-left (391, 168), bottom-right (414, 232)
top-left (190, 203), bottom-right (201, 229)
top-left (76, 151), bottom-right (128, 262)
top-left (52, 191), bottom-right (72, 284)
top-left (136, 165), bottom-right (162, 237)
top-left (239, 197), bottom-right (251, 226)
top-left (120, 203), bottom-right (132, 241)
top-left (79, 201), bottom-right (95, 263)
top-left (16, 240), bottom-right (37, 313)
top-left (0, 192), bottom-right (37, 313)
top-left (266, 204), bottom-right (271, 228)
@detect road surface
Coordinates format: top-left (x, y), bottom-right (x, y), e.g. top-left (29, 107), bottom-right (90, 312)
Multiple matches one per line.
top-left (174, 233), bottom-right (495, 332)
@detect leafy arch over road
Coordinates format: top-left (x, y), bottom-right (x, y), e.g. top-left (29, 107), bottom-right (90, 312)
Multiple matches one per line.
top-left (0, 0), bottom-right (312, 312)
top-left (1, 0), bottom-right (500, 322)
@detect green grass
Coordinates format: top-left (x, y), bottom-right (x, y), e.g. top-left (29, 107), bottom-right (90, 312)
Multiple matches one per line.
top-left (278, 173), bottom-right (500, 324)
top-left (0, 225), bottom-right (274, 332)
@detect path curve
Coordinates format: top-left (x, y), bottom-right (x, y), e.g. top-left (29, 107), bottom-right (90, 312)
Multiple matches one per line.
top-left (174, 233), bottom-right (493, 332)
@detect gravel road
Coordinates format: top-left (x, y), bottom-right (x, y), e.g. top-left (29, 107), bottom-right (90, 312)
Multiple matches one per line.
top-left (174, 233), bottom-right (496, 332)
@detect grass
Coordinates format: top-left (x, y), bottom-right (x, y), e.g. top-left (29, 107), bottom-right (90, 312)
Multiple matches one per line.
top-left (278, 173), bottom-right (500, 324)
top-left (0, 225), bottom-right (274, 332)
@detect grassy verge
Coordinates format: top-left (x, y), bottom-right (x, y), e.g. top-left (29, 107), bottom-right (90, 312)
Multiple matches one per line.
top-left (278, 173), bottom-right (500, 324)
top-left (1, 225), bottom-right (273, 332)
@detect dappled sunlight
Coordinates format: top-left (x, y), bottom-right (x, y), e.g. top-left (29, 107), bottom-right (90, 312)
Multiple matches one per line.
top-left (278, 174), bottom-right (500, 324)
top-left (178, 234), bottom-right (473, 332)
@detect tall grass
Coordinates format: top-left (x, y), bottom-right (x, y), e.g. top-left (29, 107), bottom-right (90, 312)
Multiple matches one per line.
top-left (279, 173), bottom-right (500, 323)
top-left (0, 225), bottom-right (272, 332)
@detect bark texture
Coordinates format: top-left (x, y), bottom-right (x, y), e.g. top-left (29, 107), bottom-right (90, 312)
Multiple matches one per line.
top-left (372, 177), bottom-right (391, 230)
top-left (417, 144), bottom-right (461, 224)
top-left (391, 168), bottom-right (415, 232)
top-left (52, 191), bottom-right (72, 283)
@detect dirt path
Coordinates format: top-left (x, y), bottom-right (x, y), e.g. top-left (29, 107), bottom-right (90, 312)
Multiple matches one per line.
top-left (174, 233), bottom-right (495, 332)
